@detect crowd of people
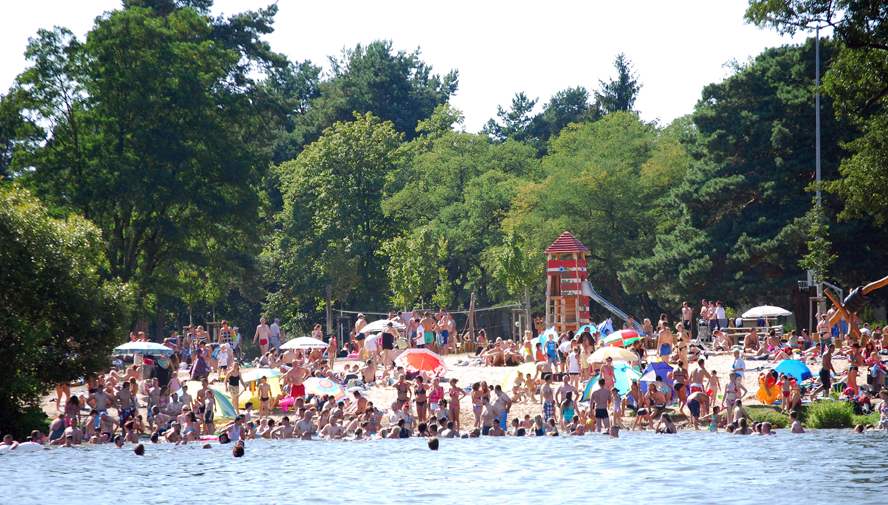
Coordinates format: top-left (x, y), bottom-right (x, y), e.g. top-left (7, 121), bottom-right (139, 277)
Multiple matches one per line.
top-left (3, 301), bottom-right (888, 454)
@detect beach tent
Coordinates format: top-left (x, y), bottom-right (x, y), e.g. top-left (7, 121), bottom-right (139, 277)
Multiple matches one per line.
top-left (774, 359), bottom-right (813, 382)
top-left (582, 363), bottom-right (642, 400)
top-left (639, 362), bottom-right (674, 393)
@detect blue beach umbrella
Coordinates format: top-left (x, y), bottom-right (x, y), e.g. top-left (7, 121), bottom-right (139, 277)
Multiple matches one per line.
top-left (582, 363), bottom-right (642, 400)
top-left (774, 359), bottom-right (813, 382)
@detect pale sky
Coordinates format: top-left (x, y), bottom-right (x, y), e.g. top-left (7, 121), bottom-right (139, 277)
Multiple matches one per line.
top-left (1, 0), bottom-right (813, 131)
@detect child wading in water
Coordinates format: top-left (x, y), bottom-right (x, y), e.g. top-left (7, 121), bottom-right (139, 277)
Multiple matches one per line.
top-left (258, 377), bottom-right (272, 418)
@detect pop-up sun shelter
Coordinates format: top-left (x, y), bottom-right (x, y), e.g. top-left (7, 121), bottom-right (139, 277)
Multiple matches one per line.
top-left (639, 361), bottom-right (674, 394)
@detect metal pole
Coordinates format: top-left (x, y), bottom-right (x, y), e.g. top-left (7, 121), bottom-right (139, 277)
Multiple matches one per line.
top-left (813, 26), bottom-right (825, 316)
top-left (815, 26), bottom-right (822, 209)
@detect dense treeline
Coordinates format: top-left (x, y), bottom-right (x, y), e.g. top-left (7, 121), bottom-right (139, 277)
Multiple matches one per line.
top-left (1, 0), bottom-right (886, 431)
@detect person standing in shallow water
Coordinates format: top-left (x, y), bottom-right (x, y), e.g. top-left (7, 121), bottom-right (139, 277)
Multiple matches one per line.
top-left (541, 376), bottom-right (556, 425)
top-left (590, 379), bottom-right (611, 432)
top-left (810, 344), bottom-right (836, 399)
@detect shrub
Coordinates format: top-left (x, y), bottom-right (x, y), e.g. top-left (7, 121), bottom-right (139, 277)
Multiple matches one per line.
top-left (851, 412), bottom-right (880, 427)
top-left (806, 401), bottom-right (854, 429)
top-left (747, 406), bottom-right (789, 428)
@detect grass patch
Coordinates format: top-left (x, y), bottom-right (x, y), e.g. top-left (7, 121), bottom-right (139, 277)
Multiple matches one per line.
top-left (746, 405), bottom-right (790, 428)
top-left (851, 412), bottom-right (880, 427)
top-left (806, 401), bottom-right (854, 429)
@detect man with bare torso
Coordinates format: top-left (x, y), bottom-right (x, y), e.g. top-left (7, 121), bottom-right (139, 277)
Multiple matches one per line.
top-left (812, 344), bottom-right (836, 399)
top-left (283, 360), bottom-right (310, 400)
top-left (541, 376), bottom-right (556, 423)
top-left (253, 317), bottom-right (272, 355)
top-left (353, 314), bottom-right (367, 354)
top-left (590, 379), bottom-right (611, 432)
top-left (690, 358), bottom-right (711, 392)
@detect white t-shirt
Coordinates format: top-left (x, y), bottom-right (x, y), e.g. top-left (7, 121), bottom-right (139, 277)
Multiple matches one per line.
top-left (415, 324), bottom-right (425, 345)
top-left (732, 357), bottom-right (746, 377)
top-left (217, 349), bottom-right (231, 367)
top-left (716, 306), bottom-right (726, 320)
top-left (558, 341), bottom-right (571, 354)
top-left (365, 334), bottom-right (379, 352)
top-left (567, 352), bottom-right (580, 373)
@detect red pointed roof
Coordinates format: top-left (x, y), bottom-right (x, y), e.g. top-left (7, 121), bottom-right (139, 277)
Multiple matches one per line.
top-left (545, 231), bottom-right (589, 254)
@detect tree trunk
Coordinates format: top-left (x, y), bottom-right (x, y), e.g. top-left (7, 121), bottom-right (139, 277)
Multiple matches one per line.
top-left (325, 284), bottom-right (333, 339)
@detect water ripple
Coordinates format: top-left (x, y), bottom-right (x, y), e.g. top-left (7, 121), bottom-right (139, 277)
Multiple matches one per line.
top-left (2, 431), bottom-right (887, 504)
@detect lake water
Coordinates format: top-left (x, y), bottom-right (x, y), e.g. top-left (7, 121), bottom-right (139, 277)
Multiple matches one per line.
top-left (3, 431), bottom-right (887, 504)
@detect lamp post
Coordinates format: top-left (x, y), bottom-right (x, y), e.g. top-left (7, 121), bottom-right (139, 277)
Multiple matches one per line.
top-left (812, 25), bottom-right (825, 316)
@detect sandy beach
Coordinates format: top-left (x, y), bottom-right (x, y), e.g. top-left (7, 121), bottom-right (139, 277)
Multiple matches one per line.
top-left (40, 349), bottom-right (858, 430)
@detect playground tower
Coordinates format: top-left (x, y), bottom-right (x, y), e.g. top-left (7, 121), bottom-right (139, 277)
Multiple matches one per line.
top-left (545, 231), bottom-right (591, 333)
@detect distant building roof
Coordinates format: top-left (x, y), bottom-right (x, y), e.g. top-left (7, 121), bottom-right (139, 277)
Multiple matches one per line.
top-left (545, 231), bottom-right (590, 254)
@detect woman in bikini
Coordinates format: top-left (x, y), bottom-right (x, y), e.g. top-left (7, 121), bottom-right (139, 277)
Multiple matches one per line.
top-left (448, 378), bottom-right (466, 431)
top-left (471, 382), bottom-right (483, 428)
top-left (414, 376), bottom-right (428, 423)
top-left (54, 383), bottom-right (72, 413)
top-left (601, 357), bottom-right (616, 391)
top-left (672, 361), bottom-right (689, 414)
top-left (428, 377), bottom-right (445, 417)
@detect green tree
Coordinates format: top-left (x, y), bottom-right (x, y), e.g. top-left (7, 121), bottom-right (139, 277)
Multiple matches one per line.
top-left (487, 232), bottom-right (544, 326)
top-left (1, 185), bottom-right (129, 436)
top-left (746, 0), bottom-right (888, 224)
top-left (530, 86), bottom-right (600, 142)
top-left (0, 89), bottom-right (40, 179)
top-left (268, 113), bottom-right (403, 328)
top-left (622, 41), bottom-right (861, 310)
top-left (506, 112), bottom-right (664, 310)
top-left (291, 40), bottom-right (458, 150)
top-left (378, 228), bottom-right (438, 308)
top-left (8, 2), bottom-right (285, 323)
top-left (384, 123), bottom-right (537, 308)
top-left (799, 201), bottom-right (838, 284)
top-left (264, 60), bottom-right (323, 164)
top-left (595, 53), bottom-right (641, 115)
top-left (483, 91), bottom-right (538, 143)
